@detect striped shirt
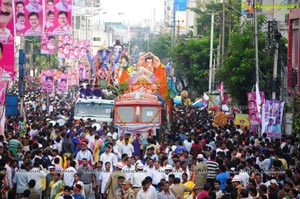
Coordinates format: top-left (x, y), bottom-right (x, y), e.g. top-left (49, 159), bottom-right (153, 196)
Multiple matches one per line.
top-left (205, 160), bottom-right (219, 179)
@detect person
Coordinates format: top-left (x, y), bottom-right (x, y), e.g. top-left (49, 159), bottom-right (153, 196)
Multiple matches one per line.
top-left (69, 72), bottom-right (78, 86)
top-left (98, 162), bottom-right (112, 199)
top-left (77, 158), bottom-right (96, 199)
top-left (104, 162), bottom-right (126, 199)
top-left (136, 179), bottom-right (155, 199)
top-left (56, 186), bottom-right (73, 199)
top-left (241, 0), bottom-right (254, 16)
top-left (273, 117), bottom-right (281, 134)
top-left (157, 181), bottom-right (176, 199)
top-left (250, 113), bottom-right (260, 125)
top-left (24, 12), bottom-right (42, 36)
top-left (72, 184), bottom-right (85, 199)
top-left (44, 11), bottom-right (54, 32)
top-left (15, 1), bottom-right (25, 14)
top-left (265, 118), bottom-right (274, 133)
top-left (47, 35), bottom-right (55, 50)
top-left (46, 0), bottom-right (54, 12)
top-left (0, 0), bottom-right (14, 43)
top-left (58, 78), bottom-right (68, 94)
top-left (44, 75), bottom-right (54, 91)
top-left (75, 142), bottom-right (94, 166)
top-left (196, 183), bottom-right (211, 199)
top-left (25, 0), bottom-right (43, 13)
top-left (48, 173), bottom-right (64, 199)
top-left (114, 180), bottom-right (135, 199)
top-left (53, 11), bottom-right (71, 34)
top-left (55, 0), bottom-right (72, 12)
top-left (15, 13), bottom-right (26, 32)
top-left (63, 160), bottom-right (76, 187)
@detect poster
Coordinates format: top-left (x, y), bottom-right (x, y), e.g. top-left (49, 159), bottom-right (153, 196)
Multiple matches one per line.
top-left (234, 114), bottom-right (250, 127)
top-left (0, 105), bottom-right (6, 141)
top-left (43, 0), bottom-right (72, 35)
top-left (241, 0), bottom-right (254, 19)
top-left (261, 99), bottom-right (285, 138)
top-left (15, 0), bottom-right (44, 36)
top-left (78, 63), bottom-right (85, 80)
top-left (40, 33), bottom-right (56, 54)
top-left (0, 80), bottom-right (7, 104)
top-left (57, 73), bottom-right (68, 94)
top-left (118, 124), bottom-right (157, 145)
top-left (247, 92), bottom-right (265, 125)
top-left (58, 36), bottom-right (90, 60)
top-left (42, 69), bottom-right (54, 92)
top-left (0, 0), bottom-right (15, 81)
top-left (68, 68), bottom-right (78, 86)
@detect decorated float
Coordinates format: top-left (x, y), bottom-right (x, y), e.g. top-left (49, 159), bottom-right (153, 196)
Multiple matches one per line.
top-left (113, 52), bottom-right (168, 140)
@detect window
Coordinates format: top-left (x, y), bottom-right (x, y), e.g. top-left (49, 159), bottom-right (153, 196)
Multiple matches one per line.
top-left (141, 107), bottom-right (160, 123)
top-left (116, 107), bottom-right (134, 123)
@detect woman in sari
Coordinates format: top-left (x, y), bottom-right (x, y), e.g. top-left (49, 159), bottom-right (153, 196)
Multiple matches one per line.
top-left (182, 172), bottom-right (195, 199)
top-left (49, 173), bottom-right (64, 199)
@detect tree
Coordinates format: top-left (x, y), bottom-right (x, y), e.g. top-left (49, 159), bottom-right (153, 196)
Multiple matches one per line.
top-left (170, 36), bottom-right (216, 96)
top-left (25, 36), bottom-right (59, 73)
top-left (216, 16), bottom-right (286, 106)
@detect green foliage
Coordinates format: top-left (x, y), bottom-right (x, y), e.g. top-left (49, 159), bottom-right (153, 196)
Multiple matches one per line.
top-left (148, 34), bottom-right (172, 61)
top-left (217, 16), bottom-right (285, 105)
top-left (290, 91), bottom-right (300, 134)
top-left (170, 36), bottom-right (215, 96)
top-left (25, 36), bottom-right (59, 71)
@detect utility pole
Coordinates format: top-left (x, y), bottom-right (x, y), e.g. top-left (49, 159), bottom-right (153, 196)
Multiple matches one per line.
top-left (254, 0), bottom-right (259, 85)
top-left (176, 20), bottom-right (184, 38)
top-left (208, 13), bottom-right (215, 93)
top-left (272, 20), bottom-right (281, 99)
top-left (221, 0), bottom-right (225, 61)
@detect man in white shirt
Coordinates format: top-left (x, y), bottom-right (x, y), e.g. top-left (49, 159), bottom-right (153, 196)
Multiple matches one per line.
top-left (132, 164), bottom-right (147, 195)
top-left (15, 13), bottom-right (26, 32)
top-left (120, 138), bottom-right (134, 157)
top-left (55, 0), bottom-right (72, 12)
top-left (53, 11), bottom-right (71, 34)
top-left (136, 179), bottom-right (156, 199)
top-left (63, 160), bottom-right (76, 187)
top-left (75, 142), bottom-right (94, 166)
top-left (28, 161), bottom-right (47, 197)
top-left (122, 157), bottom-right (135, 181)
top-left (100, 144), bottom-right (117, 170)
top-left (25, 0), bottom-right (43, 12)
top-left (13, 164), bottom-right (29, 198)
top-left (151, 160), bottom-right (165, 187)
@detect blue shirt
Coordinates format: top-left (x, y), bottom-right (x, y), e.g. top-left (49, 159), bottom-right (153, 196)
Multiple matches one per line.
top-left (72, 193), bottom-right (85, 199)
top-left (216, 172), bottom-right (230, 191)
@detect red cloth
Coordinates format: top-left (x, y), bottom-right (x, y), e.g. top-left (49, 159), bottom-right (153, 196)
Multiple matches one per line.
top-left (197, 190), bottom-right (209, 199)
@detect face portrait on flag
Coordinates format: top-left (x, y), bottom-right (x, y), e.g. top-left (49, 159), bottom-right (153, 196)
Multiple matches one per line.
top-left (57, 73), bottom-right (68, 94)
top-left (0, 80), bottom-right (7, 104)
top-left (78, 64), bottom-right (85, 80)
top-left (46, 0), bottom-right (72, 35)
top-left (15, 0), bottom-right (44, 36)
top-left (68, 69), bottom-right (78, 86)
top-left (42, 70), bottom-right (54, 92)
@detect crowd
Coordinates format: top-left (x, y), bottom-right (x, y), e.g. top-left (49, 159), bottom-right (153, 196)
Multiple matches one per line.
top-left (0, 77), bottom-right (300, 199)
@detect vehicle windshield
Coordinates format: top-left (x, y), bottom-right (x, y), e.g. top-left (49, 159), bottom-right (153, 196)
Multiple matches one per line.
top-left (74, 102), bottom-right (113, 118)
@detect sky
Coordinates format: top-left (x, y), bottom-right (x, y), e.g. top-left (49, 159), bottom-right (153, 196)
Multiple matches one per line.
top-left (100, 0), bottom-right (165, 24)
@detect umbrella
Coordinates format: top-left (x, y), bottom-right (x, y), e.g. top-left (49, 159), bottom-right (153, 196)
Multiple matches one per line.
top-left (174, 96), bottom-right (182, 105)
top-left (192, 99), bottom-right (204, 107)
top-left (57, 119), bottom-right (66, 127)
top-left (92, 123), bottom-right (101, 131)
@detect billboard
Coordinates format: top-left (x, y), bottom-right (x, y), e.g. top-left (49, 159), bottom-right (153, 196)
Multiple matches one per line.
top-left (261, 99), bottom-right (285, 138)
top-left (0, 0), bottom-right (15, 81)
top-left (247, 91), bottom-right (265, 125)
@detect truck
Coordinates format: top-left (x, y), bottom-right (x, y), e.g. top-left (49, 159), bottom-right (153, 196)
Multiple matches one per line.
top-left (113, 52), bottom-right (168, 140)
top-left (74, 98), bottom-right (114, 123)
